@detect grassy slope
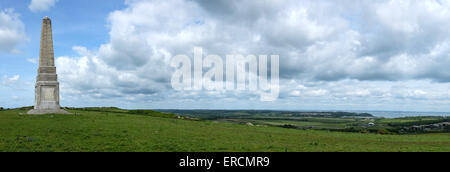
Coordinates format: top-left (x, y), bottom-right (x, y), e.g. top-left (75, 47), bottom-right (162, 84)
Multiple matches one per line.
top-left (0, 109), bottom-right (449, 152)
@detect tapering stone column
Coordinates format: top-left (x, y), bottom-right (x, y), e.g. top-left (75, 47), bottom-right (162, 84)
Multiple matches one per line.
top-left (28, 17), bottom-right (69, 114)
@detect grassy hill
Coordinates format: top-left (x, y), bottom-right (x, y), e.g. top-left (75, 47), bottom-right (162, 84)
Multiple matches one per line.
top-left (0, 108), bottom-right (449, 152)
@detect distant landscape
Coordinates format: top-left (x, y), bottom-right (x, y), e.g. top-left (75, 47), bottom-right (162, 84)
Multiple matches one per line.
top-left (158, 110), bottom-right (450, 134)
top-left (0, 107), bottom-right (449, 152)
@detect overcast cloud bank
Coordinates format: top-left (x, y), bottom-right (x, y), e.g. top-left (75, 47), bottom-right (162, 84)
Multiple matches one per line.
top-left (54, 0), bottom-right (450, 111)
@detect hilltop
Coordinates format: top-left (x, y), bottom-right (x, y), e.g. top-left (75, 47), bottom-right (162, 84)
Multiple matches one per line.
top-left (0, 107), bottom-right (449, 152)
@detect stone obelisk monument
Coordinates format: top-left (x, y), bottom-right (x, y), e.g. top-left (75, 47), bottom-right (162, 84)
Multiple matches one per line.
top-left (28, 17), bottom-right (69, 114)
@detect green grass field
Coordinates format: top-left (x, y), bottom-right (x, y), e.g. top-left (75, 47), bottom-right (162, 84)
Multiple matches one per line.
top-left (0, 109), bottom-right (449, 152)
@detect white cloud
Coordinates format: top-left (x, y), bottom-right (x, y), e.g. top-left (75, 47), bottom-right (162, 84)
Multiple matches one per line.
top-left (56, 46), bottom-right (169, 102)
top-left (28, 0), bottom-right (59, 12)
top-left (289, 90), bottom-right (301, 97)
top-left (27, 58), bottom-right (38, 64)
top-left (56, 0), bottom-right (450, 110)
top-left (0, 9), bottom-right (27, 53)
top-left (1, 75), bottom-right (20, 86)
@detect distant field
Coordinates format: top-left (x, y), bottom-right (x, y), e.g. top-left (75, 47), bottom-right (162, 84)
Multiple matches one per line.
top-left (161, 109), bottom-right (450, 134)
top-left (0, 109), bottom-right (449, 152)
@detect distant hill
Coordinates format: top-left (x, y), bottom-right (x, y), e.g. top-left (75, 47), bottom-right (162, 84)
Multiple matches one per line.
top-left (156, 110), bottom-right (374, 120)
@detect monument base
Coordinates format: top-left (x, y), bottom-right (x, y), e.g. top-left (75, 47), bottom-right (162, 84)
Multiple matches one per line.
top-left (27, 109), bottom-right (71, 115)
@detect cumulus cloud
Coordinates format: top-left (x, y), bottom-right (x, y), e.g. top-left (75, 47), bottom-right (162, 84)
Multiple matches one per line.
top-left (57, 46), bottom-right (170, 101)
top-left (57, 0), bottom-right (450, 109)
top-left (0, 9), bottom-right (27, 53)
top-left (28, 0), bottom-right (59, 12)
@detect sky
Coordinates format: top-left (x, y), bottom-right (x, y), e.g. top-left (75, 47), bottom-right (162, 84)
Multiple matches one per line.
top-left (1, 0), bottom-right (450, 112)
